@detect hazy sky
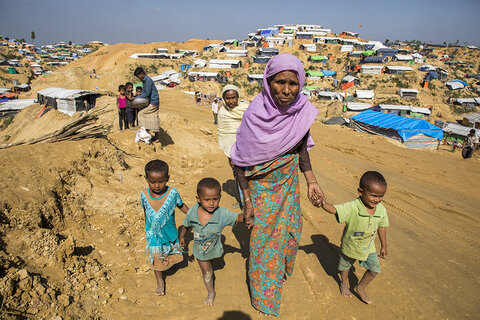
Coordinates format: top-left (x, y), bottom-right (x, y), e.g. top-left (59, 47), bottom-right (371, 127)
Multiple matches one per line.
top-left (1, 0), bottom-right (479, 46)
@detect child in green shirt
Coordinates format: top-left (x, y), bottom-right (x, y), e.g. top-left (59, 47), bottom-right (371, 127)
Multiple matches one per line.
top-left (320, 171), bottom-right (389, 304)
top-left (179, 178), bottom-right (244, 306)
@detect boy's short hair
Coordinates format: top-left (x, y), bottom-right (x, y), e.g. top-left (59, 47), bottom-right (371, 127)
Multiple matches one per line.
top-left (145, 160), bottom-right (169, 177)
top-left (470, 129), bottom-right (476, 134)
top-left (125, 82), bottom-right (133, 87)
top-left (136, 86), bottom-right (142, 91)
top-left (118, 84), bottom-right (126, 91)
top-left (197, 178), bottom-right (221, 195)
top-left (134, 67), bottom-right (145, 76)
top-left (359, 171), bottom-right (387, 190)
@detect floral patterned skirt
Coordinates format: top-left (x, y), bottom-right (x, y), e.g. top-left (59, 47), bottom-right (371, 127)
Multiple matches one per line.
top-left (246, 154), bottom-right (302, 316)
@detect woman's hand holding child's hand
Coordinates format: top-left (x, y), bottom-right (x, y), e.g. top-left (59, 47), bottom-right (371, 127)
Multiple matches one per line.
top-left (308, 182), bottom-right (325, 207)
top-left (244, 202), bottom-right (254, 229)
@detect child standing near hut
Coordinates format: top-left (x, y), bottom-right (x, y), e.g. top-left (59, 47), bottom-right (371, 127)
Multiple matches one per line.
top-left (141, 160), bottom-right (189, 296)
top-left (117, 85), bottom-right (128, 130)
top-left (319, 171), bottom-right (389, 304)
top-left (179, 178), bottom-right (244, 305)
top-left (125, 82), bottom-right (136, 129)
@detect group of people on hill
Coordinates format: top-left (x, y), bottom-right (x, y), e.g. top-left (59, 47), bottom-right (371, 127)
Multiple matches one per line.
top-left (139, 54), bottom-right (390, 316)
top-left (116, 67), bottom-right (162, 141)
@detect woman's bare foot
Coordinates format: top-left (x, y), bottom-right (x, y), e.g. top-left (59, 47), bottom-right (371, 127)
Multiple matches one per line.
top-left (354, 285), bottom-right (372, 304)
top-left (340, 282), bottom-right (352, 297)
top-left (203, 292), bottom-right (215, 305)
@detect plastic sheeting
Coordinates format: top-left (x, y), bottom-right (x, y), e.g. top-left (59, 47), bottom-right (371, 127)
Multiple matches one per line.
top-left (351, 110), bottom-right (443, 141)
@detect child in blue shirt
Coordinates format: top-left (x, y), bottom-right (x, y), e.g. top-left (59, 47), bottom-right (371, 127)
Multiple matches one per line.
top-left (141, 160), bottom-right (189, 296)
top-left (179, 178), bottom-right (244, 306)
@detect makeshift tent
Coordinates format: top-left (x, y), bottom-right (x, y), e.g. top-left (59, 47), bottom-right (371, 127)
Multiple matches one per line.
top-left (306, 71), bottom-right (324, 80)
top-left (253, 55), bottom-right (271, 64)
top-left (442, 122), bottom-right (478, 142)
top-left (321, 70), bottom-right (336, 77)
top-left (350, 110), bottom-right (443, 149)
top-left (445, 80), bottom-right (467, 90)
top-left (462, 112), bottom-right (480, 127)
top-left (317, 91), bottom-right (338, 100)
top-left (37, 87), bottom-right (101, 116)
top-left (188, 72), bottom-right (218, 82)
top-left (247, 74), bottom-right (264, 85)
top-left (418, 65), bottom-right (436, 72)
top-left (208, 59), bottom-right (241, 68)
top-left (0, 99), bottom-right (37, 117)
top-left (226, 49), bottom-right (248, 57)
top-left (362, 56), bottom-right (387, 64)
top-left (361, 50), bottom-right (376, 56)
top-left (257, 48), bottom-right (279, 56)
top-left (377, 48), bottom-right (398, 57)
top-left (384, 66), bottom-right (413, 74)
top-left (361, 65), bottom-right (384, 74)
top-left (308, 56), bottom-right (328, 63)
top-left (356, 90), bottom-right (375, 99)
top-left (345, 102), bottom-right (373, 112)
top-left (398, 89), bottom-right (418, 99)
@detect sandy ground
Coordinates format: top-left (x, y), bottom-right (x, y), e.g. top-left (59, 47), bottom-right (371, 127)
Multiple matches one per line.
top-left (0, 86), bottom-right (479, 319)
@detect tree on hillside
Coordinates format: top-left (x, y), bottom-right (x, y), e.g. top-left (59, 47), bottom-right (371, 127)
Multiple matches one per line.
top-left (31, 31), bottom-right (35, 43)
top-left (384, 39), bottom-right (390, 45)
top-left (68, 41), bottom-right (72, 46)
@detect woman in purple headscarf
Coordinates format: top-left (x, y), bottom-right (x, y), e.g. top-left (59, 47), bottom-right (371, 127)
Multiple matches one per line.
top-left (231, 54), bottom-right (325, 316)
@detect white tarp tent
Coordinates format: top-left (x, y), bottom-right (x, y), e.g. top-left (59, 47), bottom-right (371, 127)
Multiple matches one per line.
top-left (356, 90), bottom-right (375, 99)
top-left (37, 87), bottom-right (100, 116)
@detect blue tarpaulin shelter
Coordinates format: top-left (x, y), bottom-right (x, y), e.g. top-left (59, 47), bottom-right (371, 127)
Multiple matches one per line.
top-left (350, 110), bottom-right (443, 149)
top-left (321, 70), bottom-right (336, 76)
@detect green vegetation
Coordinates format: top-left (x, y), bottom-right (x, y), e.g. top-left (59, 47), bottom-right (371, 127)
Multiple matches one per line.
top-left (0, 115), bottom-right (14, 131)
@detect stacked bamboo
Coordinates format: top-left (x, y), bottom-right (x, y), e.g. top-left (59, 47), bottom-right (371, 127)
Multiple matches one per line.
top-left (0, 105), bottom-right (110, 149)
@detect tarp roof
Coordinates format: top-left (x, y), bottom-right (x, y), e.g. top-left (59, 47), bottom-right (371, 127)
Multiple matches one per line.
top-left (443, 122), bottom-right (478, 136)
top-left (247, 74), bottom-right (264, 79)
top-left (310, 55), bottom-right (327, 60)
top-left (351, 110), bottom-right (442, 141)
top-left (463, 112), bottom-right (480, 123)
top-left (0, 99), bottom-right (37, 112)
top-left (361, 65), bottom-right (384, 70)
top-left (37, 87), bottom-right (99, 99)
top-left (342, 75), bottom-right (358, 82)
top-left (385, 66), bottom-right (414, 71)
top-left (306, 71), bottom-right (324, 77)
top-left (345, 102), bottom-right (373, 111)
top-left (356, 90), bottom-right (375, 99)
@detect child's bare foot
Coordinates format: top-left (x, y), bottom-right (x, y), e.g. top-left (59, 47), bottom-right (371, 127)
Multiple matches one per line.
top-left (155, 279), bottom-right (165, 296)
top-left (340, 282), bottom-right (352, 297)
top-left (354, 285), bottom-right (372, 304)
top-left (203, 292), bottom-right (215, 305)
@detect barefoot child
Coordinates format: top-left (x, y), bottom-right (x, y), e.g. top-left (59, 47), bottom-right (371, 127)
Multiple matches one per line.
top-left (141, 160), bottom-right (189, 296)
top-left (319, 171), bottom-right (389, 304)
top-left (179, 178), bottom-right (244, 305)
top-left (117, 85), bottom-right (128, 130)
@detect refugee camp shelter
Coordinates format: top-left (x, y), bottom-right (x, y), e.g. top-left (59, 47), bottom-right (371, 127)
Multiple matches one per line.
top-left (300, 44), bottom-right (317, 52)
top-left (257, 48), bottom-right (279, 56)
top-left (398, 89), bottom-right (419, 99)
top-left (393, 54), bottom-right (413, 62)
top-left (361, 65), bottom-right (384, 75)
top-left (253, 55), bottom-right (271, 64)
top-left (193, 59), bottom-right (207, 68)
top-left (317, 91), bottom-right (338, 101)
top-left (37, 87), bottom-right (101, 116)
top-left (0, 99), bottom-right (37, 117)
top-left (442, 122), bottom-right (478, 143)
top-left (156, 48), bottom-right (169, 53)
top-left (356, 90), bottom-right (375, 99)
top-left (350, 110), bottom-right (443, 149)
top-left (344, 102), bottom-right (373, 112)
top-left (384, 66), bottom-right (413, 74)
top-left (208, 59), bottom-right (242, 68)
top-left (362, 56), bottom-right (387, 64)
top-left (247, 74), bottom-right (264, 86)
top-left (226, 50), bottom-right (248, 57)
top-left (462, 112), bottom-right (480, 128)
top-left (445, 80), bottom-right (467, 90)
top-left (188, 72), bottom-right (218, 82)
top-left (418, 64), bottom-right (436, 72)
top-left (308, 55), bottom-right (327, 63)
top-left (377, 48), bottom-right (398, 57)
top-left (453, 98), bottom-right (480, 109)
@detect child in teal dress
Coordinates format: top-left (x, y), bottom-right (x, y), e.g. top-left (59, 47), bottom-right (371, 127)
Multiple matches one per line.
top-left (141, 160), bottom-right (189, 296)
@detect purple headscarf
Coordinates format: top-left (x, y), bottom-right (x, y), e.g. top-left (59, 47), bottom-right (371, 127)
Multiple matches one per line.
top-left (230, 54), bottom-right (319, 167)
